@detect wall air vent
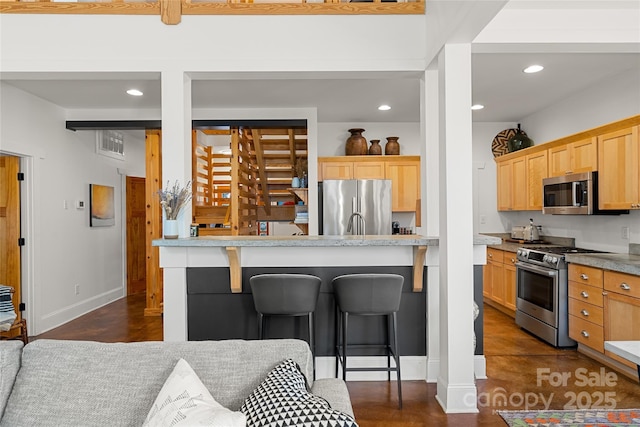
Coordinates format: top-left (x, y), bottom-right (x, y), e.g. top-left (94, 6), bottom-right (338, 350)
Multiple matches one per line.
top-left (96, 130), bottom-right (125, 160)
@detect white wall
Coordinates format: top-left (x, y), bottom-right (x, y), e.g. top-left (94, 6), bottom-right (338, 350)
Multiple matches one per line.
top-left (0, 82), bottom-right (146, 334)
top-left (472, 121), bottom-right (517, 234)
top-left (318, 122), bottom-right (421, 157)
top-left (473, 68), bottom-right (640, 252)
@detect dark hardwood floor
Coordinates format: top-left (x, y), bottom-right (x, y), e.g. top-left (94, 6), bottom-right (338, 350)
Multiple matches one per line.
top-left (34, 294), bottom-right (640, 426)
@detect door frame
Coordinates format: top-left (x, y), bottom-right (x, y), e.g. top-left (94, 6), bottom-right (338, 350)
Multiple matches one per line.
top-left (0, 150), bottom-right (35, 336)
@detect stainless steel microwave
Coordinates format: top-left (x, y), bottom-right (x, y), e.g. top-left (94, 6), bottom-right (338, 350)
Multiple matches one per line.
top-left (542, 171), bottom-right (628, 215)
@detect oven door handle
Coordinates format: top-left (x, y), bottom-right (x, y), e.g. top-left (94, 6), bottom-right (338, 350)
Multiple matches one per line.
top-left (516, 262), bottom-right (558, 277)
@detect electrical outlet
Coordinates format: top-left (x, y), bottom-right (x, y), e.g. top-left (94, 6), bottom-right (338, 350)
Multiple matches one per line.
top-left (621, 226), bottom-right (630, 240)
top-left (75, 284), bottom-right (80, 295)
top-left (479, 215), bottom-right (487, 224)
top-left (63, 200), bottom-right (68, 210)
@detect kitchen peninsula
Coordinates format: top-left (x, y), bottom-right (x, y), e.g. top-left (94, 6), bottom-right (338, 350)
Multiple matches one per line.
top-left (153, 234), bottom-right (500, 379)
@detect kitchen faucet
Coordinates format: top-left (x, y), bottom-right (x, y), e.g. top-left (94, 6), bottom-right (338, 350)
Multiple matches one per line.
top-left (347, 212), bottom-right (366, 236)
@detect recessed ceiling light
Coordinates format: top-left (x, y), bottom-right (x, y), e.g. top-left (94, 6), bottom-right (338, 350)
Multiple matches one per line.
top-left (126, 89), bottom-right (143, 96)
top-left (471, 104), bottom-right (485, 110)
top-left (523, 65), bottom-right (544, 74)
top-left (378, 105), bottom-right (391, 111)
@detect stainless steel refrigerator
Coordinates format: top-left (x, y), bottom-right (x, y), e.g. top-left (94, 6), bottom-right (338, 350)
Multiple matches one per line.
top-left (321, 179), bottom-right (392, 235)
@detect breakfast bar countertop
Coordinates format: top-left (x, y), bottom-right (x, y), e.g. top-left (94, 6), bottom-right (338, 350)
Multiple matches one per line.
top-left (153, 234), bottom-right (501, 247)
top-left (565, 253), bottom-right (640, 276)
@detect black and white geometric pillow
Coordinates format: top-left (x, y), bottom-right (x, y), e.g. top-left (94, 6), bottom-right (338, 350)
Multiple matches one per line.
top-left (241, 359), bottom-right (358, 427)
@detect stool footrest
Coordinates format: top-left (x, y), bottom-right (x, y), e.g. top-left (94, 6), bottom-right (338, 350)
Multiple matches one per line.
top-left (343, 367), bottom-right (399, 372)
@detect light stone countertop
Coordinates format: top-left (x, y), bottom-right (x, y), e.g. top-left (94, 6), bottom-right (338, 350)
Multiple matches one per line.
top-left (565, 253), bottom-right (640, 276)
top-left (153, 234), bottom-right (501, 247)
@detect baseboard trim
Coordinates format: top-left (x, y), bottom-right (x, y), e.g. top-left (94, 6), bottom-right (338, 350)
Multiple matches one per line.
top-left (38, 288), bottom-right (123, 335)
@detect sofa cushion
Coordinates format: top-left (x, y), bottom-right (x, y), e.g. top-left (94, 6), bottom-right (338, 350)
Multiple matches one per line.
top-left (143, 358), bottom-right (245, 427)
top-left (0, 339), bottom-right (313, 427)
top-left (242, 359), bottom-right (358, 427)
top-left (0, 341), bottom-right (22, 420)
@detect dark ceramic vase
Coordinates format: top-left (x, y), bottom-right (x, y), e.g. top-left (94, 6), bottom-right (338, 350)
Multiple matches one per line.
top-left (368, 140), bottom-right (382, 155)
top-left (508, 124), bottom-right (533, 152)
top-left (385, 137), bottom-right (400, 155)
top-left (345, 128), bottom-right (368, 156)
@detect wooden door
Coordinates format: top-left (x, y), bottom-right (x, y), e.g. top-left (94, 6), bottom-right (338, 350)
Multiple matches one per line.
top-left (526, 151), bottom-right (548, 210)
top-left (503, 254), bottom-right (517, 311)
top-left (489, 259), bottom-right (504, 305)
top-left (0, 156), bottom-right (21, 318)
top-left (604, 291), bottom-right (640, 370)
top-left (126, 176), bottom-right (146, 295)
top-left (320, 161), bottom-right (353, 181)
top-left (597, 126), bottom-right (639, 210)
top-left (571, 137), bottom-right (598, 173)
top-left (511, 157), bottom-right (527, 210)
top-left (385, 159), bottom-right (420, 212)
top-left (497, 160), bottom-right (512, 211)
top-left (548, 144), bottom-right (571, 177)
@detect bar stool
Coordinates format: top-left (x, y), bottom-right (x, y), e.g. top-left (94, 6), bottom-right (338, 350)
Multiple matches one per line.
top-left (249, 274), bottom-right (322, 374)
top-left (332, 273), bottom-right (404, 408)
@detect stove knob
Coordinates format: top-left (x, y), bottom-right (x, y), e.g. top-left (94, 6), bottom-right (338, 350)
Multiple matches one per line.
top-left (552, 256), bottom-right (558, 264)
top-left (543, 255), bottom-right (549, 262)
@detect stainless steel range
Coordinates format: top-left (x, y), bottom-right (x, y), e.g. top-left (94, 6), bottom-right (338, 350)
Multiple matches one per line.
top-left (515, 246), bottom-right (602, 347)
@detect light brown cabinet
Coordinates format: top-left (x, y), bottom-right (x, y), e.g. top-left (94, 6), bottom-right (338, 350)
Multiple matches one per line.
top-left (597, 125), bottom-right (640, 210)
top-left (568, 264), bottom-right (605, 352)
top-left (497, 157), bottom-right (527, 211)
top-left (569, 263), bottom-right (640, 375)
top-left (483, 247), bottom-right (517, 313)
top-left (548, 137), bottom-right (598, 177)
top-left (526, 151), bottom-right (548, 210)
top-left (494, 115), bottom-right (640, 212)
top-left (496, 152), bottom-right (547, 211)
top-left (385, 159), bottom-right (420, 212)
top-left (603, 271), bottom-right (640, 370)
top-left (318, 156), bottom-right (420, 212)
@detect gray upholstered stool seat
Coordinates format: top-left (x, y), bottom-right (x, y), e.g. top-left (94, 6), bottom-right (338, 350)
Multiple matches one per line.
top-left (249, 273), bottom-right (322, 374)
top-left (332, 273), bottom-right (404, 408)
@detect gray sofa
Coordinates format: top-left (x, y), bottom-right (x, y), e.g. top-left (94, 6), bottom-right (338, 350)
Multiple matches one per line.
top-left (0, 339), bottom-right (354, 426)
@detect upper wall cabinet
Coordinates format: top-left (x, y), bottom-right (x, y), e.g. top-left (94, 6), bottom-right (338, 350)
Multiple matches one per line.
top-left (548, 137), bottom-right (598, 177)
top-left (495, 115), bottom-right (640, 212)
top-left (318, 156), bottom-right (420, 212)
top-left (496, 152), bottom-right (546, 211)
top-left (597, 125), bottom-right (640, 210)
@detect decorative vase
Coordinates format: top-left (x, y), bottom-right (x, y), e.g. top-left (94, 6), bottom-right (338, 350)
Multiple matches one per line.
top-left (164, 219), bottom-right (179, 239)
top-left (368, 140), bottom-right (382, 155)
top-left (291, 176), bottom-right (300, 188)
top-left (385, 137), bottom-right (400, 155)
top-left (507, 124), bottom-right (533, 153)
top-left (345, 128), bottom-right (368, 156)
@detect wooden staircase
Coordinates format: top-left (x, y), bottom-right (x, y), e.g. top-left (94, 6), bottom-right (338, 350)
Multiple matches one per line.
top-left (192, 126), bottom-right (308, 235)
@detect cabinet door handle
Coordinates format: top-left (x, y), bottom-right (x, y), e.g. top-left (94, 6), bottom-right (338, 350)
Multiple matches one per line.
top-left (488, 253), bottom-right (492, 258)
top-left (581, 330), bottom-right (589, 338)
top-left (620, 283), bottom-right (631, 291)
top-left (580, 309), bottom-right (589, 317)
top-left (580, 274), bottom-right (589, 280)
top-left (580, 291), bottom-right (589, 298)
top-left (511, 258), bottom-right (515, 263)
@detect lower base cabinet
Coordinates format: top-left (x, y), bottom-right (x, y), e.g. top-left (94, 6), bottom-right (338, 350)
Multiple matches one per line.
top-left (569, 264), bottom-right (640, 377)
top-left (483, 247), bottom-right (516, 314)
top-left (603, 271), bottom-right (640, 370)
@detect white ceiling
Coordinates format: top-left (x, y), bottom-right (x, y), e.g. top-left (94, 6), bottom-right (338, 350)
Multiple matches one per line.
top-left (3, 51), bottom-right (638, 124)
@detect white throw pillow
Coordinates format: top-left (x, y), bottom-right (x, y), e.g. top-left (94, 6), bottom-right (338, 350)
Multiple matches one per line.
top-left (143, 358), bottom-right (246, 427)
